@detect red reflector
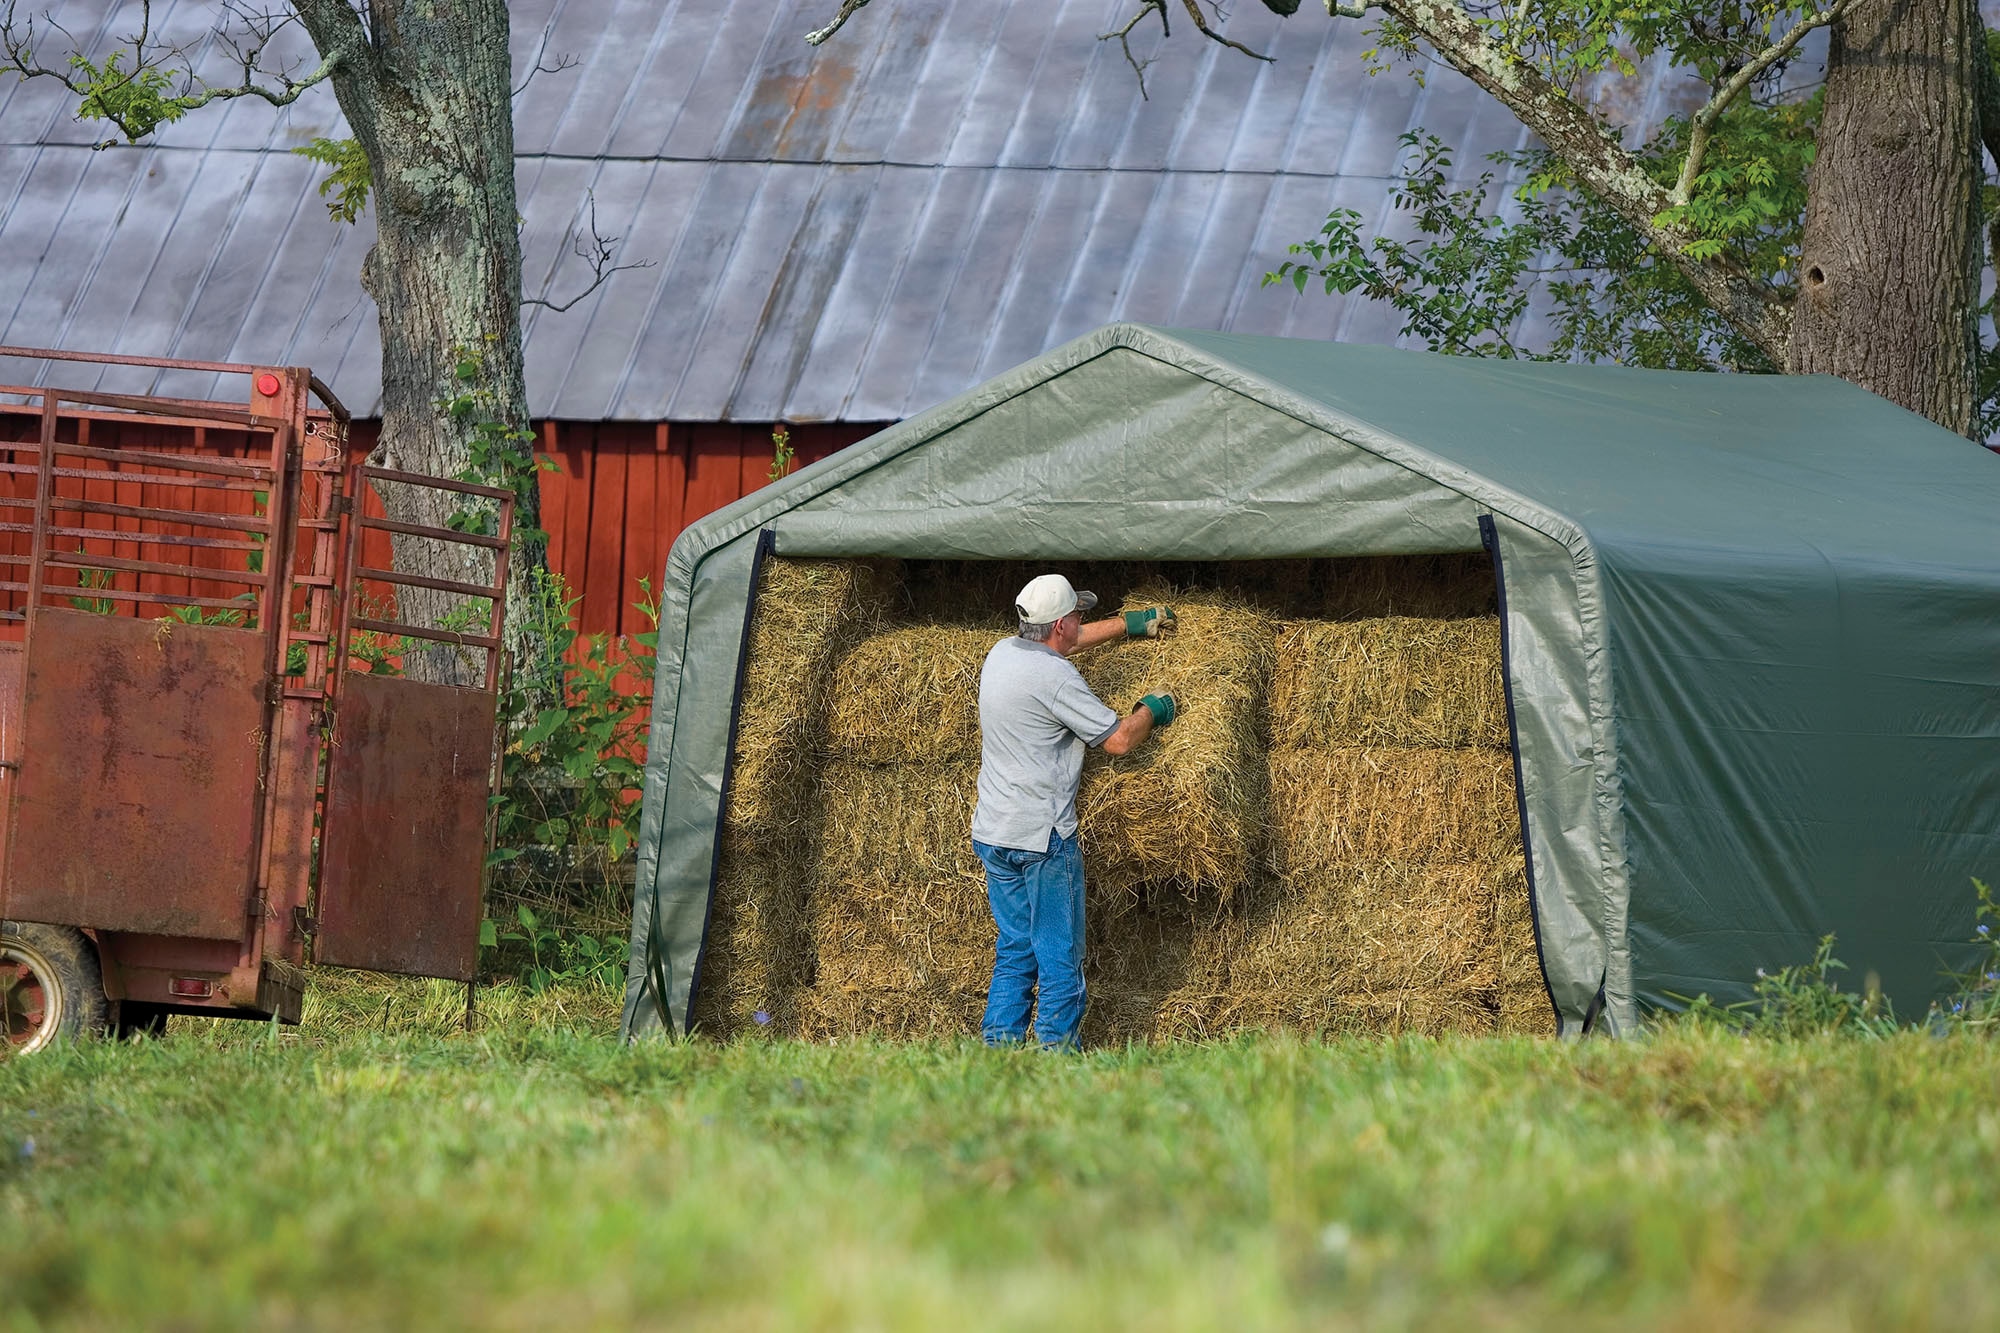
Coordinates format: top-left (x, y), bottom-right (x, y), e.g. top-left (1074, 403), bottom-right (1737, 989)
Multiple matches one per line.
top-left (168, 977), bottom-right (214, 999)
top-left (255, 373), bottom-right (282, 397)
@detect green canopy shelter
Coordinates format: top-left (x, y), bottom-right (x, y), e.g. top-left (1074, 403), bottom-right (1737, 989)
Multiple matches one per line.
top-left (621, 324), bottom-right (2000, 1039)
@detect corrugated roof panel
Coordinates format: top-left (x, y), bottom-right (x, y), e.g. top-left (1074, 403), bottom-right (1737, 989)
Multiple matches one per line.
top-left (579, 161), bottom-right (743, 418)
top-left (1168, 173), bottom-right (1281, 332)
top-left (973, 169), bottom-right (1107, 386)
top-left (540, 3), bottom-right (675, 160)
top-left (658, 5), bottom-right (790, 162)
top-left (0, 146), bottom-right (86, 339)
top-left (2, 148), bottom-right (150, 362)
top-left (999, 3), bottom-right (1128, 170)
top-left (876, 0), bottom-right (1007, 166)
top-left (781, 165), bottom-right (943, 421)
top-left (1216, 18), bottom-right (1336, 176)
top-left (584, 161), bottom-right (757, 419)
top-left (806, 2), bottom-right (944, 164)
top-left (1332, 61), bottom-right (1431, 180)
top-left (727, 163), bottom-right (884, 420)
top-left (108, 151), bottom-right (266, 397)
top-left (600, 1), bottom-right (716, 158)
top-left (518, 156), bottom-right (624, 409)
top-left (849, 168), bottom-right (994, 417)
top-left (147, 155), bottom-right (319, 401)
top-left (228, 161), bottom-right (361, 364)
top-left (1040, 169), bottom-right (1175, 356)
top-left (666, 165), bottom-right (833, 419)
top-left (1116, 172), bottom-right (1225, 327)
top-left (904, 168), bottom-right (1055, 411)
top-left (940, 0), bottom-right (1064, 169)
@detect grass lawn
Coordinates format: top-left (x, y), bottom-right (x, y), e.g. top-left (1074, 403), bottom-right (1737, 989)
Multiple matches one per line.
top-left (4, 974), bottom-right (1998, 1330)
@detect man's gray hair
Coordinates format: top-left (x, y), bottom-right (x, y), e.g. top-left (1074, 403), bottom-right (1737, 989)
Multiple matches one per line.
top-left (1018, 618), bottom-right (1057, 642)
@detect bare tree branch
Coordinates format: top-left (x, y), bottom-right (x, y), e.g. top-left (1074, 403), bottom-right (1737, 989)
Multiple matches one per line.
top-left (1101, 1), bottom-right (1171, 100)
top-left (805, 0), bottom-right (872, 47)
top-left (512, 18), bottom-right (577, 98)
top-left (1179, 0), bottom-right (1273, 61)
top-left (1667, 1), bottom-right (1853, 206)
top-left (523, 191), bottom-right (656, 314)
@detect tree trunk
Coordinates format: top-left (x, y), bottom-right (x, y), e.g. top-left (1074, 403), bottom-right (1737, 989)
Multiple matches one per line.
top-left (1789, 0), bottom-right (1983, 435)
top-left (294, 0), bottom-right (550, 685)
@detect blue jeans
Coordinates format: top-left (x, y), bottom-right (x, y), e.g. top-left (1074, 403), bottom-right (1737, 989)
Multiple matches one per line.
top-left (973, 831), bottom-right (1087, 1048)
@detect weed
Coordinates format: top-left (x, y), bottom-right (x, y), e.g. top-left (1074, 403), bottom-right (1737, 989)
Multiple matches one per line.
top-left (1675, 934), bottom-right (1898, 1038)
top-left (483, 904), bottom-right (625, 994)
top-left (1930, 878), bottom-right (2000, 1033)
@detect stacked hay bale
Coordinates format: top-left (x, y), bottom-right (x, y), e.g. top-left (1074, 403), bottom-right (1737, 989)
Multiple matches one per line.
top-left (803, 625), bottom-right (992, 1036)
top-left (801, 585), bottom-right (1274, 1041)
top-left (1235, 602), bottom-right (1554, 1036)
top-left (703, 555), bottom-right (1554, 1043)
top-left (694, 557), bottom-right (900, 1037)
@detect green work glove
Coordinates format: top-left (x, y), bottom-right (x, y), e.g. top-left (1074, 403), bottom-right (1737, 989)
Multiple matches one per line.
top-left (1136, 693), bottom-right (1177, 727)
top-left (1123, 606), bottom-right (1178, 638)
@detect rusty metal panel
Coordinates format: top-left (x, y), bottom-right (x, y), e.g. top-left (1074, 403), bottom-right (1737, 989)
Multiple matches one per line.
top-left (315, 672), bottom-right (496, 981)
top-left (3, 609), bottom-right (268, 937)
top-left (0, 642), bottom-right (21, 892)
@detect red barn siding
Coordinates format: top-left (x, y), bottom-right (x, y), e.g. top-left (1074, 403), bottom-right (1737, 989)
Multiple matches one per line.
top-left (318, 420), bottom-right (880, 637)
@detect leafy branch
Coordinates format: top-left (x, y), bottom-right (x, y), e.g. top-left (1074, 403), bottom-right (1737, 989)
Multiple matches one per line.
top-left (0, 0), bottom-right (341, 148)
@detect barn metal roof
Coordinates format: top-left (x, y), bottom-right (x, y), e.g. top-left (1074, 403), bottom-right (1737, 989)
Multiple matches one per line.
top-left (0, 0), bottom-right (1700, 420)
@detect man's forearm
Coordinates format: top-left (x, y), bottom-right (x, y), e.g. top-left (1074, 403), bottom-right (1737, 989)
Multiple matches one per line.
top-left (1074, 618), bottom-right (1128, 651)
top-left (1101, 705), bottom-right (1154, 755)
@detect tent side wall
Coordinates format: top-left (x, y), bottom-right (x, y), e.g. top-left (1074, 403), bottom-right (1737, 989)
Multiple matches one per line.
top-left (622, 331), bottom-right (1621, 1037)
top-left (1604, 543), bottom-right (2000, 1012)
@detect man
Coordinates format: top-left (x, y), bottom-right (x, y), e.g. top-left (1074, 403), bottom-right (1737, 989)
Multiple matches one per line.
top-left (970, 573), bottom-right (1177, 1048)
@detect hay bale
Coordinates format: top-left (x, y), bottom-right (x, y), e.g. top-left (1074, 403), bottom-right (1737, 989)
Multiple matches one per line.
top-left (814, 759), bottom-right (983, 887)
top-left (709, 555), bottom-right (1538, 1045)
top-left (1266, 746), bottom-right (1521, 869)
top-left (1083, 904), bottom-right (1242, 1044)
top-left (1227, 860), bottom-right (1502, 996)
top-left (1269, 618), bottom-right (1508, 750)
top-left (798, 867), bottom-right (993, 1040)
top-left (823, 627), bottom-right (991, 763)
top-left (818, 585), bottom-right (1274, 898)
top-left (1074, 585), bottom-right (1274, 897)
top-left (725, 557), bottom-right (900, 829)
top-left (1495, 861), bottom-right (1558, 1036)
top-left (699, 557), bottom-right (900, 1037)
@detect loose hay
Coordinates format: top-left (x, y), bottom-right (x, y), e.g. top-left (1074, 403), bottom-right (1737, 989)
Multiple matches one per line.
top-left (1270, 618), bottom-right (1508, 749)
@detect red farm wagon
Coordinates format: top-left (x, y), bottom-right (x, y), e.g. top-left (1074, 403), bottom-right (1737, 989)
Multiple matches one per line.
top-left (0, 346), bottom-right (511, 1052)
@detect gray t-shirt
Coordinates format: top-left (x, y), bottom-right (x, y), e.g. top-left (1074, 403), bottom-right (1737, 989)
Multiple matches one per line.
top-left (970, 637), bottom-right (1121, 852)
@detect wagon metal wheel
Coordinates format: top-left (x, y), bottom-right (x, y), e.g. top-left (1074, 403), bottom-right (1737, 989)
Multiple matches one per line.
top-left (0, 923), bottom-right (107, 1056)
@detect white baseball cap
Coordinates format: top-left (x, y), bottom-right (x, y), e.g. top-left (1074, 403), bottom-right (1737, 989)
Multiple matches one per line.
top-left (1015, 573), bottom-right (1099, 625)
